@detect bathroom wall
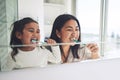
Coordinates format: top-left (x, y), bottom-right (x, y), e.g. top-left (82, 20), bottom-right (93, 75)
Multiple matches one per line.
top-left (0, 0), bottom-right (18, 70)
top-left (18, 0), bottom-right (44, 41)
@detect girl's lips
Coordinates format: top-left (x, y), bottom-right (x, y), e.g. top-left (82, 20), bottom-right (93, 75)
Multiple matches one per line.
top-left (31, 39), bottom-right (39, 43)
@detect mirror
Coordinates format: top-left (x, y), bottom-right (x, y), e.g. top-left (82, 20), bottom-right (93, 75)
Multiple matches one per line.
top-left (44, 0), bottom-right (120, 59)
top-left (0, 0), bottom-right (120, 72)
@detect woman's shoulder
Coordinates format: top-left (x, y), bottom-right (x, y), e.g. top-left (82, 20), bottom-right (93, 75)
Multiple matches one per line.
top-left (78, 46), bottom-right (85, 52)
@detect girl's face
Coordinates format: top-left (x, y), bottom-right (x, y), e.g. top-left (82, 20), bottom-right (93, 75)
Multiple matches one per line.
top-left (56, 19), bottom-right (80, 44)
top-left (16, 22), bottom-right (40, 49)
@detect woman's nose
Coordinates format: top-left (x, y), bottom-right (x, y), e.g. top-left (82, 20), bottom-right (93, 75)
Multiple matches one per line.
top-left (71, 30), bottom-right (76, 36)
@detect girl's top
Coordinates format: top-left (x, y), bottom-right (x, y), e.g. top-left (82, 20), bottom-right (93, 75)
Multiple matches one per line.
top-left (1, 46), bottom-right (61, 71)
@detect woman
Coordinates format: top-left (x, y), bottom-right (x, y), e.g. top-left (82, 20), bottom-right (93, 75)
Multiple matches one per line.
top-left (50, 14), bottom-right (100, 63)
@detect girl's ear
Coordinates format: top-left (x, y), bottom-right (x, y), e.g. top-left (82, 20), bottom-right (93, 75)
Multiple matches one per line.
top-left (16, 32), bottom-right (22, 39)
top-left (56, 30), bottom-right (61, 38)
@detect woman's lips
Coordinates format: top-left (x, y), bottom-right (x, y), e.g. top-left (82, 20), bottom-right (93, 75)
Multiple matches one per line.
top-left (70, 38), bottom-right (78, 42)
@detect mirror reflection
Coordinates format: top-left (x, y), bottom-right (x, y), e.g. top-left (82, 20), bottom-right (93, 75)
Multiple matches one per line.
top-left (0, 16), bottom-right (100, 71)
top-left (0, 0), bottom-right (120, 72)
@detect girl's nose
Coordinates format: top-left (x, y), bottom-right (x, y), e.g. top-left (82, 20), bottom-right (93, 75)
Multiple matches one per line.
top-left (33, 32), bottom-right (39, 37)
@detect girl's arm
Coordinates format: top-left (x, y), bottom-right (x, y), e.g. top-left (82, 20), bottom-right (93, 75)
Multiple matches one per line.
top-left (1, 51), bottom-right (16, 71)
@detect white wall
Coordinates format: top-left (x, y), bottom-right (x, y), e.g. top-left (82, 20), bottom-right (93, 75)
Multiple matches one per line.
top-left (44, 0), bottom-right (74, 37)
top-left (18, 0), bottom-right (44, 41)
top-left (18, 0), bottom-right (74, 38)
top-left (0, 58), bottom-right (120, 80)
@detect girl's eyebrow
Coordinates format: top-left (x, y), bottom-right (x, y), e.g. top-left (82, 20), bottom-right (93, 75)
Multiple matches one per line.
top-left (27, 27), bottom-right (39, 30)
top-left (26, 27), bottom-right (34, 29)
top-left (28, 28), bottom-right (34, 29)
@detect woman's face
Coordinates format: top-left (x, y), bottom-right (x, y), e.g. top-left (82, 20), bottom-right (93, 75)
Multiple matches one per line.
top-left (56, 19), bottom-right (80, 44)
top-left (16, 22), bottom-right (40, 47)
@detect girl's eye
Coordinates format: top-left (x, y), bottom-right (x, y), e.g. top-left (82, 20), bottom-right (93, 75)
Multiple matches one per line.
top-left (37, 30), bottom-right (40, 33)
top-left (28, 29), bottom-right (34, 32)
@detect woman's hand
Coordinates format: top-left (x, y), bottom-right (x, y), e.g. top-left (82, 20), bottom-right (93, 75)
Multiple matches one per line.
top-left (46, 39), bottom-right (56, 45)
top-left (86, 43), bottom-right (100, 59)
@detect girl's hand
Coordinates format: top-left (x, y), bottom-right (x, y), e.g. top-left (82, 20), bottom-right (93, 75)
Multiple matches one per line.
top-left (46, 39), bottom-right (56, 45)
top-left (86, 43), bottom-right (100, 59)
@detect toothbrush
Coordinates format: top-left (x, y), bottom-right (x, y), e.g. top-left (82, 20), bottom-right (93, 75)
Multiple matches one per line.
top-left (72, 38), bottom-right (79, 43)
top-left (72, 38), bottom-right (86, 47)
top-left (0, 41), bottom-right (119, 48)
top-left (31, 39), bottom-right (39, 43)
top-left (0, 42), bottom-right (85, 48)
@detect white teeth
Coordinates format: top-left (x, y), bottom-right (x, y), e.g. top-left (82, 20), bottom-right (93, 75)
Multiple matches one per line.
top-left (31, 39), bottom-right (38, 43)
top-left (71, 38), bottom-right (78, 42)
top-left (31, 39), bottom-right (37, 43)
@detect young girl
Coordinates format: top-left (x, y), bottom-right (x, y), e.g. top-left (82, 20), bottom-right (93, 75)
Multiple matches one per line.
top-left (1, 17), bottom-right (61, 71)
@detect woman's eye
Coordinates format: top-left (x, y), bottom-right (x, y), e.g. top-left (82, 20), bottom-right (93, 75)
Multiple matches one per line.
top-left (76, 28), bottom-right (79, 31)
top-left (67, 29), bottom-right (73, 31)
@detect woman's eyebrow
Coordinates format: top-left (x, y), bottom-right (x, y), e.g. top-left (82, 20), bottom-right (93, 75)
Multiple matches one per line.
top-left (25, 26), bottom-right (34, 29)
top-left (65, 26), bottom-right (79, 28)
top-left (65, 26), bottom-right (73, 28)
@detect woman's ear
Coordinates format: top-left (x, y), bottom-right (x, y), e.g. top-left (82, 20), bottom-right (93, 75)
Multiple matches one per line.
top-left (56, 30), bottom-right (61, 38)
top-left (16, 32), bottom-right (22, 39)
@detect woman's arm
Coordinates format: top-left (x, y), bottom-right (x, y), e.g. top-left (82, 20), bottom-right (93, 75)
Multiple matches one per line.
top-left (48, 46), bottom-right (61, 63)
top-left (86, 43), bottom-right (100, 59)
top-left (46, 39), bottom-right (61, 63)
